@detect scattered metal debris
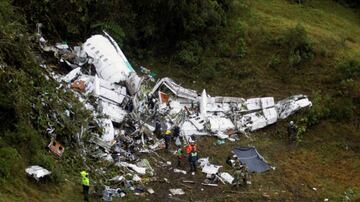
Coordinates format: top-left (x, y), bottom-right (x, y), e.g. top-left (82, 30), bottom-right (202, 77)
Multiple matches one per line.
top-left (48, 138), bottom-right (65, 157)
top-left (25, 165), bottom-right (51, 181)
top-left (169, 188), bottom-right (185, 195)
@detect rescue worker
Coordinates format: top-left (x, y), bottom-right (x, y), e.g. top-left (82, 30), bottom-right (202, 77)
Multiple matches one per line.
top-left (287, 121), bottom-right (297, 144)
top-left (148, 93), bottom-right (156, 109)
top-left (233, 162), bottom-right (248, 187)
top-left (241, 164), bottom-right (249, 185)
top-left (80, 170), bottom-right (90, 201)
top-left (154, 119), bottom-right (161, 137)
top-left (189, 147), bottom-right (198, 175)
top-left (176, 146), bottom-right (183, 167)
top-left (186, 139), bottom-right (197, 155)
top-left (164, 130), bottom-right (172, 150)
top-left (172, 125), bottom-right (180, 138)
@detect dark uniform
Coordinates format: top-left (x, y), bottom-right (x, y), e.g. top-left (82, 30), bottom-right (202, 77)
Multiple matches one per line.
top-left (189, 150), bottom-right (198, 173)
top-left (233, 163), bottom-right (248, 187)
top-left (287, 122), bottom-right (297, 144)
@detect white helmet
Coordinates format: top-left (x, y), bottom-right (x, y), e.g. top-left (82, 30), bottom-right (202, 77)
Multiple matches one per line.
top-left (290, 121), bottom-right (294, 125)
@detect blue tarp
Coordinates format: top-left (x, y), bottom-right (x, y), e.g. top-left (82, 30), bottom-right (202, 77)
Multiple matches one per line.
top-left (233, 147), bottom-right (271, 173)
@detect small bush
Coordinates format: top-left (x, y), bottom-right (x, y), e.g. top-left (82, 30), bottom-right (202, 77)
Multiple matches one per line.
top-left (281, 24), bottom-right (314, 67)
top-left (336, 59), bottom-right (360, 80)
top-left (268, 54), bottom-right (282, 69)
top-left (328, 97), bottom-right (355, 121)
top-left (175, 40), bottom-right (203, 66)
top-left (302, 91), bottom-right (331, 126)
top-left (236, 38), bottom-right (247, 58)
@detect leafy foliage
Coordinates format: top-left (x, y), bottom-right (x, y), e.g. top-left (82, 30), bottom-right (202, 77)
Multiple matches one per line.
top-left (0, 0), bottom-right (91, 187)
top-left (281, 24), bottom-right (314, 67)
top-left (0, 147), bottom-right (21, 183)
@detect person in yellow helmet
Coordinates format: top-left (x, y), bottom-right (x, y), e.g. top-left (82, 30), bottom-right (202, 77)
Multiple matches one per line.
top-left (80, 171), bottom-right (90, 201)
top-left (164, 129), bottom-right (172, 150)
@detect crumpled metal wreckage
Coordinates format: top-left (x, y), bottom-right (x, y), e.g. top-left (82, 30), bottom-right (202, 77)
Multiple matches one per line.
top-left (25, 165), bottom-right (51, 181)
top-left (36, 27), bottom-right (312, 198)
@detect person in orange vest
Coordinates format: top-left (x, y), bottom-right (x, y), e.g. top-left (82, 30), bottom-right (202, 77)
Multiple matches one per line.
top-left (186, 139), bottom-right (197, 154)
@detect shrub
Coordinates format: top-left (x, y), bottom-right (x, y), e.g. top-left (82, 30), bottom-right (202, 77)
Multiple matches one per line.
top-left (236, 38), bottom-right (247, 58)
top-left (268, 54), bottom-right (282, 69)
top-left (328, 97), bottom-right (355, 121)
top-left (302, 91), bottom-right (331, 126)
top-left (175, 40), bottom-right (203, 66)
top-left (336, 59), bottom-right (360, 80)
top-left (281, 24), bottom-right (314, 67)
top-left (0, 147), bottom-right (21, 183)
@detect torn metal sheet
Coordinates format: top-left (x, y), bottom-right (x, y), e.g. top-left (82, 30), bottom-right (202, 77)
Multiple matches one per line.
top-left (188, 115), bottom-right (206, 130)
top-left (219, 172), bottom-right (234, 184)
top-left (208, 116), bottom-right (235, 133)
top-left (25, 165), bottom-right (51, 181)
top-left (200, 89), bottom-right (208, 118)
top-left (275, 95), bottom-right (312, 119)
top-left (126, 72), bottom-right (143, 95)
top-left (181, 121), bottom-right (207, 137)
top-left (169, 188), bottom-right (185, 195)
top-left (202, 164), bottom-right (222, 175)
top-left (173, 169), bottom-right (187, 175)
top-left (48, 139), bottom-right (65, 157)
top-left (136, 159), bottom-right (154, 176)
top-left (98, 100), bottom-right (127, 123)
top-left (62, 67), bottom-right (82, 83)
top-left (159, 91), bottom-right (169, 104)
top-left (98, 118), bottom-right (115, 142)
top-left (118, 162), bottom-right (147, 175)
top-left (151, 77), bottom-right (198, 100)
top-left (103, 186), bottom-right (125, 201)
top-left (236, 107), bottom-right (279, 132)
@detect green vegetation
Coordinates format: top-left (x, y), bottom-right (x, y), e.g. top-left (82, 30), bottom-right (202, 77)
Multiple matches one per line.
top-left (0, 0), bottom-right (359, 201)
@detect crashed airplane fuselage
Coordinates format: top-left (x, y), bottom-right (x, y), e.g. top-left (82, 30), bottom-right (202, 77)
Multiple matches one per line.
top-left (39, 30), bottom-right (312, 143)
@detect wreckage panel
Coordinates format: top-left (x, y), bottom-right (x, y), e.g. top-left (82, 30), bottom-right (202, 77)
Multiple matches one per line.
top-left (83, 35), bottom-right (134, 83)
